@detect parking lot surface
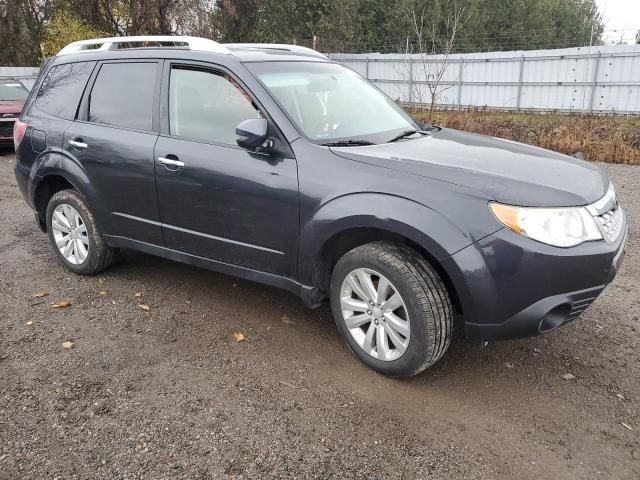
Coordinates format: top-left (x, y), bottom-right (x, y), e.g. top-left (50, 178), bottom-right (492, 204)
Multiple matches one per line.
top-left (1, 151), bottom-right (638, 479)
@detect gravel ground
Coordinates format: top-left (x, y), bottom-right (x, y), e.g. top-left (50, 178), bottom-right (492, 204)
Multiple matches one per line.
top-left (0, 151), bottom-right (638, 480)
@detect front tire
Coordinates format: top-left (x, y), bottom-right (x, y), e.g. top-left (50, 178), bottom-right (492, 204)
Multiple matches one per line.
top-left (46, 189), bottom-right (117, 275)
top-left (330, 242), bottom-right (453, 377)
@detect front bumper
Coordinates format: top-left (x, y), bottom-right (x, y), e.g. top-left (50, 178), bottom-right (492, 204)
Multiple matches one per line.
top-left (443, 211), bottom-right (628, 341)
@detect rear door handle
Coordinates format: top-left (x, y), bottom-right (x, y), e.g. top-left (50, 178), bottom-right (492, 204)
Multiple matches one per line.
top-left (158, 156), bottom-right (185, 168)
top-left (68, 139), bottom-right (88, 149)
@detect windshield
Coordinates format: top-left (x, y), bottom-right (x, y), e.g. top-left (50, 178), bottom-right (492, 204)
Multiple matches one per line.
top-left (0, 81), bottom-right (28, 101)
top-left (246, 62), bottom-right (417, 144)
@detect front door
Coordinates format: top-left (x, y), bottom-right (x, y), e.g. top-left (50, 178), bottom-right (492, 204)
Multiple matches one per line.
top-left (154, 64), bottom-right (299, 277)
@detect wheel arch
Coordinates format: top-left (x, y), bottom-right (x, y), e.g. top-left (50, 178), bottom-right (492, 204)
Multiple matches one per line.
top-left (299, 192), bottom-right (474, 315)
top-left (29, 151), bottom-right (96, 231)
top-left (310, 226), bottom-right (464, 317)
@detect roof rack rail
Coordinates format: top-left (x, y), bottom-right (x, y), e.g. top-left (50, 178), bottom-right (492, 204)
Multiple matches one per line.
top-left (57, 36), bottom-right (230, 56)
top-left (223, 43), bottom-right (327, 59)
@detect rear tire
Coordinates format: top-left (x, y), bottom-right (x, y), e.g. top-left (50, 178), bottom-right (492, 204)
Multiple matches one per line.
top-left (330, 242), bottom-right (453, 377)
top-left (46, 189), bottom-right (117, 275)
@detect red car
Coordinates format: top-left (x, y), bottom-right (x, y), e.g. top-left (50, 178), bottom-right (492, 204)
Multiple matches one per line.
top-left (0, 79), bottom-right (29, 148)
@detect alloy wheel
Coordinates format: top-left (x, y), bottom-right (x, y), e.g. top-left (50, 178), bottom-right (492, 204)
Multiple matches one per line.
top-left (51, 203), bottom-right (89, 265)
top-left (340, 268), bottom-right (410, 361)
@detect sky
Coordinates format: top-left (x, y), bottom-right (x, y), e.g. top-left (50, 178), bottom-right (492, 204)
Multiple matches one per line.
top-left (597, 0), bottom-right (640, 44)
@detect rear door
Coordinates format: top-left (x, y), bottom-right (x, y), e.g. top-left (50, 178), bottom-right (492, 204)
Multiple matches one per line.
top-left (154, 62), bottom-right (299, 277)
top-left (63, 60), bottom-right (163, 245)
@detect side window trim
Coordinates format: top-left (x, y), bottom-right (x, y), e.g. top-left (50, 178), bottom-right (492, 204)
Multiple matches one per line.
top-left (76, 59), bottom-right (163, 134)
top-left (159, 61), bottom-right (294, 158)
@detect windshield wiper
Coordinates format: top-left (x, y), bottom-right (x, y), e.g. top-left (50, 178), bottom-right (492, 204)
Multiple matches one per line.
top-left (387, 129), bottom-right (423, 143)
top-left (322, 140), bottom-right (375, 147)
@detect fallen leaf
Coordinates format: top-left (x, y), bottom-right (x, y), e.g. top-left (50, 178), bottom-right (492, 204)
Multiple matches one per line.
top-left (32, 292), bottom-right (49, 298)
top-left (561, 373), bottom-right (575, 380)
top-left (51, 301), bottom-right (72, 308)
top-left (138, 304), bottom-right (150, 312)
top-left (233, 332), bottom-right (246, 343)
top-left (26, 321), bottom-right (34, 326)
top-left (99, 290), bottom-right (108, 295)
top-left (621, 422), bottom-right (634, 431)
top-left (134, 292), bottom-right (144, 298)
top-left (279, 380), bottom-right (297, 389)
top-left (62, 341), bottom-right (75, 349)
top-left (617, 393), bottom-right (626, 401)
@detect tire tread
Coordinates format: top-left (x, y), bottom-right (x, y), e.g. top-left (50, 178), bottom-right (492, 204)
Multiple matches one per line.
top-left (333, 241), bottom-right (453, 377)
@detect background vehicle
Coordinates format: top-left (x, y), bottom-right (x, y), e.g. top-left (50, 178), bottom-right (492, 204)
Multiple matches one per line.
top-left (0, 79), bottom-right (28, 147)
top-left (14, 37), bottom-right (628, 377)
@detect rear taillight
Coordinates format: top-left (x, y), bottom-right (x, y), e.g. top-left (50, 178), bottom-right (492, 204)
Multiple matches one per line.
top-left (13, 119), bottom-right (27, 150)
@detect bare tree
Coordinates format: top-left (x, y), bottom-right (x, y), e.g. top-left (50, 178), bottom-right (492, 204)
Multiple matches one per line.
top-left (397, 4), bottom-right (468, 121)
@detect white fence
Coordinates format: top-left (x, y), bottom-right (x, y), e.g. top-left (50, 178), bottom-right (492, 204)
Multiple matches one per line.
top-left (0, 66), bottom-right (40, 90)
top-left (330, 45), bottom-right (640, 114)
top-left (3, 45), bottom-right (640, 114)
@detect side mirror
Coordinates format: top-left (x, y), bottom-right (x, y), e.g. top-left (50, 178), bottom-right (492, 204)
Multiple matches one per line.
top-left (236, 118), bottom-right (268, 150)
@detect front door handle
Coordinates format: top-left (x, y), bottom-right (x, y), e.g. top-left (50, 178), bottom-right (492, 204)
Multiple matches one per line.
top-left (68, 139), bottom-right (88, 149)
top-left (158, 156), bottom-right (185, 168)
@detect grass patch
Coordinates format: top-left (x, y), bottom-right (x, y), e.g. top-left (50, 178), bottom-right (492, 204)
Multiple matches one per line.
top-left (410, 110), bottom-right (640, 165)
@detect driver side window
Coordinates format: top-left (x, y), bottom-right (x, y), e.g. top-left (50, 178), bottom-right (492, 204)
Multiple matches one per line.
top-left (169, 67), bottom-right (261, 146)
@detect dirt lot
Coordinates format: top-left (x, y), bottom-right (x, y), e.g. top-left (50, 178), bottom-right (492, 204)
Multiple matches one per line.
top-left (0, 150), bottom-right (638, 480)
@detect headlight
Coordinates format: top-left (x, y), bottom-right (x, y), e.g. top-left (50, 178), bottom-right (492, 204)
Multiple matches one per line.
top-left (490, 202), bottom-right (602, 247)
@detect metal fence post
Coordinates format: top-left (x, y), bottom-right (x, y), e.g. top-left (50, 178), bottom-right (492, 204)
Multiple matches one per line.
top-left (365, 57), bottom-right (369, 80)
top-left (589, 51), bottom-right (602, 114)
top-left (408, 59), bottom-right (414, 105)
top-left (516, 55), bottom-right (525, 112)
top-left (457, 58), bottom-right (464, 110)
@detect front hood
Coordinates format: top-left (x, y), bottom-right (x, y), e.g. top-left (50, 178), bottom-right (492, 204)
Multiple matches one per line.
top-left (0, 100), bottom-right (24, 115)
top-left (331, 128), bottom-right (608, 207)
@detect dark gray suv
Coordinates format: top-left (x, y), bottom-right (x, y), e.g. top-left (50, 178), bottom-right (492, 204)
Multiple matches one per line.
top-left (14, 36), bottom-right (628, 377)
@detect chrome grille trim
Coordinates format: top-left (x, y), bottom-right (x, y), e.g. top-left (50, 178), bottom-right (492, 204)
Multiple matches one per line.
top-left (594, 205), bottom-right (624, 244)
top-left (586, 183), bottom-right (617, 216)
top-left (586, 184), bottom-right (624, 244)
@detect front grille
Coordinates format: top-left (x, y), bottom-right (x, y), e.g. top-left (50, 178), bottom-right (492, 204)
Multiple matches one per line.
top-left (594, 205), bottom-right (624, 244)
top-left (586, 184), bottom-right (624, 244)
top-left (0, 121), bottom-right (14, 137)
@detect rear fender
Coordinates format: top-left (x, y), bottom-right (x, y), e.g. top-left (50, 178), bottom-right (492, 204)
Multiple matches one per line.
top-left (28, 149), bottom-right (103, 221)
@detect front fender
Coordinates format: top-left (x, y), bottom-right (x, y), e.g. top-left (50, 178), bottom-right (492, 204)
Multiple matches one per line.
top-left (298, 192), bottom-right (498, 286)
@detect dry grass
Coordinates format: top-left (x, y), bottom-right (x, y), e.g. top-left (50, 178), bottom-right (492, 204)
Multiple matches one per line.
top-left (410, 109), bottom-right (640, 165)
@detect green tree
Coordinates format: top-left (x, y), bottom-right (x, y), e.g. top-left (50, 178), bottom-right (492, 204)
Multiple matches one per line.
top-left (0, 0), bottom-right (607, 65)
top-left (40, 10), bottom-right (107, 59)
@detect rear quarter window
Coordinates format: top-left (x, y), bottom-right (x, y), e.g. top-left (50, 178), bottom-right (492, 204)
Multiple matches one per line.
top-left (35, 62), bottom-right (95, 120)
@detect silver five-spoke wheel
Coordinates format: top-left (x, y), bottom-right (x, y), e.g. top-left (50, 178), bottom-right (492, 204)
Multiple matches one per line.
top-left (51, 203), bottom-right (89, 265)
top-left (340, 268), bottom-right (410, 361)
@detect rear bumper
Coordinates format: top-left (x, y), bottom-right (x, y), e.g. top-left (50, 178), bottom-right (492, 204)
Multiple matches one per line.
top-left (443, 214), bottom-right (628, 341)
